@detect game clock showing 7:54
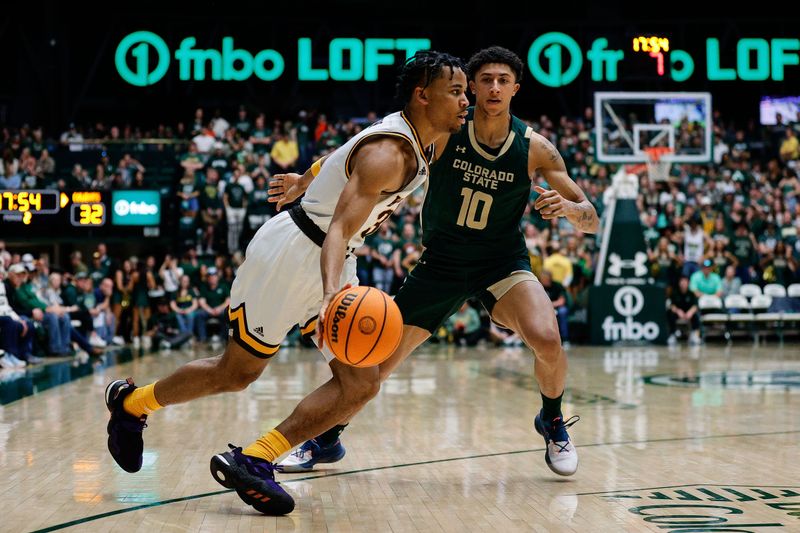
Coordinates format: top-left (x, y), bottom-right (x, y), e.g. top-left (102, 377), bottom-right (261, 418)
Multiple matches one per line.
top-left (0, 190), bottom-right (104, 227)
top-left (0, 190), bottom-right (160, 240)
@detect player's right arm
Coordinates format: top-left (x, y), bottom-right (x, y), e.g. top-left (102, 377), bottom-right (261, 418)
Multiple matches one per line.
top-left (316, 137), bottom-right (413, 344)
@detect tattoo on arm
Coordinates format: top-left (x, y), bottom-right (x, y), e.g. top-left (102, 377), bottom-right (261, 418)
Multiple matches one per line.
top-left (570, 201), bottom-right (599, 232)
top-left (538, 139), bottom-right (560, 163)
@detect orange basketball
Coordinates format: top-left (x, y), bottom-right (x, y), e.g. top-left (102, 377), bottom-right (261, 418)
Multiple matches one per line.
top-left (323, 286), bottom-right (402, 367)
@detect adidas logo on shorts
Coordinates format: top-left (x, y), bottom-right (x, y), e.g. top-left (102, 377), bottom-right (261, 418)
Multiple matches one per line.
top-left (253, 326), bottom-right (264, 336)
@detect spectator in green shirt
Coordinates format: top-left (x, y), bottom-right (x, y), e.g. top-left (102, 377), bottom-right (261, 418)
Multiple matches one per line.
top-left (196, 267), bottom-right (230, 342)
top-left (8, 264), bottom-right (72, 355)
top-left (689, 259), bottom-right (723, 298)
top-left (446, 301), bottom-right (483, 347)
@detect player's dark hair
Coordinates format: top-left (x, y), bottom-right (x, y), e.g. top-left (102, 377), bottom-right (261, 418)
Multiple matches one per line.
top-left (395, 50), bottom-right (465, 105)
top-left (467, 46), bottom-right (524, 82)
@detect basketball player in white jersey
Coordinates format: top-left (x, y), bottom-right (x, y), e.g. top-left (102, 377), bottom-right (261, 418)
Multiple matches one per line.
top-left (104, 51), bottom-right (469, 515)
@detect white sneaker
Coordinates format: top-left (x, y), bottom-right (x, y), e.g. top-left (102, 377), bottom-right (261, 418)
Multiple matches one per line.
top-left (111, 336), bottom-right (125, 346)
top-left (89, 334), bottom-right (107, 348)
top-left (75, 350), bottom-right (90, 365)
top-left (132, 336), bottom-right (141, 349)
top-left (667, 334), bottom-right (677, 347)
top-left (689, 332), bottom-right (702, 346)
top-left (0, 352), bottom-right (14, 369)
top-left (142, 336), bottom-right (153, 350)
top-left (159, 340), bottom-right (172, 351)
top-left (5, 353), bottom-right (26, 368)
top-left (276, 439), bottom-right (346, 473)
top-left (534, 412), bottom-right (579, 476)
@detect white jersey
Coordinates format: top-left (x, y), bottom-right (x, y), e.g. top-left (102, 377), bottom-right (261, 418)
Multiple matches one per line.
top-left (684, 225), bottom-right (705, 263)
top-left (301, 111), bottom-right (429, 248)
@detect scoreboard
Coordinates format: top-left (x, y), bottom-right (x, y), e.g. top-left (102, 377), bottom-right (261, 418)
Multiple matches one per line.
top-left (0, 190), bottom-right (162, 240)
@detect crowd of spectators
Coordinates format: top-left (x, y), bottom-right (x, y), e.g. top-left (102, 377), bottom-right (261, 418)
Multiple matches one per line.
top-left (1, 102), bottom-right (799, 359)
top-left (0, 241), bottom-right (244, 368)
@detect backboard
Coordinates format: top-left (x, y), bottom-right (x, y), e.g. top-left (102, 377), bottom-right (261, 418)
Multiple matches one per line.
top-left (594, 92), bottom-right (712, 164)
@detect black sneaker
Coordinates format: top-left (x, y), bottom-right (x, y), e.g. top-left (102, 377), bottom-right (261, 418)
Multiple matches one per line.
top-left (210, 444), bottom-right (295, 515)
top-left (105, 378), bottom-right (147, 473)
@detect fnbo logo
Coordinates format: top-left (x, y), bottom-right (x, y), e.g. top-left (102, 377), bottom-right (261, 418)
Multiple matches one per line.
top-left (115, 30), bottom-right (285, 86)
top-left (115, 31), bottom-right (171, 87)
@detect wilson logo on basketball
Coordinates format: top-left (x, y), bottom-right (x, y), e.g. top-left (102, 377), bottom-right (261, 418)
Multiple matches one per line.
top-left (330, 292), bottom-right (358, 343)
top-left (323, 286), bottom-right (402, 368)
top-left (358, 317), bottom-right (376, 335)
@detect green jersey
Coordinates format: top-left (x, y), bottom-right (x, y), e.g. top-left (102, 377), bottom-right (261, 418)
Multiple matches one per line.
top-left (200, 282), bottom-right (230, 308)
top-left (422, 108), bottom-right (532, 261)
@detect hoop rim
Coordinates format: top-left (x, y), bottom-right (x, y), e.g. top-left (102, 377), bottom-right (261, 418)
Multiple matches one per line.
top-left (643, 146), bottom-right (674, 162)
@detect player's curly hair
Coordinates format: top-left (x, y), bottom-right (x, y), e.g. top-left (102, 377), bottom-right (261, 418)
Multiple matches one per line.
top-left (395, 50), bottom-right (465, 105)
top-left (466, 46), bottom-right (523, 82)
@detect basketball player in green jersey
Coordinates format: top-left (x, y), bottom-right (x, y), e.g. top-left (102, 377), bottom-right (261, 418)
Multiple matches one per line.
top-left (272, 46), bottom-right (598, 477)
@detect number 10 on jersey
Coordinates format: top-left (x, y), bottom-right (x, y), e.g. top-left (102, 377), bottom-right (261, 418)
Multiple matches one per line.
top-left (456, 187), bottom-right (493, 230)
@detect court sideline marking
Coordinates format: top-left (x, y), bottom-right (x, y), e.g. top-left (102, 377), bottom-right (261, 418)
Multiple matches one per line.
top-left (31, 428), bottom-right (800, 532)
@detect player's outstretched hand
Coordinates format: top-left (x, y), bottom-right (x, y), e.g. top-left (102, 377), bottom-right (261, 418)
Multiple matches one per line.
top-left (268, 173), bottom-right (305, 211)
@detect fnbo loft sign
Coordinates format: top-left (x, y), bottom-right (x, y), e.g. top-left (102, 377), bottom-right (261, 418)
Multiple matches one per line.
top-left (115, 31), bottom-right (800, 87)
top-left (115, 31), bottom-right (430, 86)
top-left (526, 32), bottom-right (800, 86)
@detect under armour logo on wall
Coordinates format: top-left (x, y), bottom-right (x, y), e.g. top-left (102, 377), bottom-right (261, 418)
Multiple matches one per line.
top-left (608, 252), bottom-right (649, 277)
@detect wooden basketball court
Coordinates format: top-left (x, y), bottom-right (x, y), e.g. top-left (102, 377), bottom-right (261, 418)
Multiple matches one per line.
top-left (2, 342), bottom-right (799, 532)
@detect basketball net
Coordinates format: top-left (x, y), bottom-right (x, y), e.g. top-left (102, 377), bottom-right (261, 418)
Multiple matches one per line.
top-left (644, 146), bottom-right (673, 183)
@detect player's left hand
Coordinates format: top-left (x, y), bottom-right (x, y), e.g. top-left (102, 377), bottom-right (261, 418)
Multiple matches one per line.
top-left (533, 185), bottom-right (575, 220)
top-left (268, 173), bottom-right (305, 211)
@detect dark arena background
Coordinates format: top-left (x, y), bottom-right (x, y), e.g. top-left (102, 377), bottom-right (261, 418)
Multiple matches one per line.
top-left (1, 3), bottom-right (799, 532)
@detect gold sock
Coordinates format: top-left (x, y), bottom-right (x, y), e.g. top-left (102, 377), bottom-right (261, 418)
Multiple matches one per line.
top-left (242, 429), bottom-right (291, 462)
top-left (122, 382), bottom-right (163, 418)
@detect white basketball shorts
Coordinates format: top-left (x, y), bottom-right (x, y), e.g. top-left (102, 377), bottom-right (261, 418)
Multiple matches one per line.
top-left (228, 210), bottom-right (357, 359)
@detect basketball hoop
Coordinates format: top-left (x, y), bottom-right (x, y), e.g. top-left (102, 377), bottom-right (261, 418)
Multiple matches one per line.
top-left (644, 146), bottom-right (673, 182)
